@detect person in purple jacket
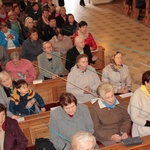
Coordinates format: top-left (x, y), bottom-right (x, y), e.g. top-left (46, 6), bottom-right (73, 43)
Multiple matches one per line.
top-left (0, 103), bottom-right (28, 149)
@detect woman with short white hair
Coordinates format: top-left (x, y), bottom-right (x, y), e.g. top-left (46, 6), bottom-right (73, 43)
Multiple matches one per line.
top-left (90, 82), bottom-right (131, 146)
top-left (70, 131), bottom-right (96, 150)
top-left (65, 36), bottom-right (96, 72)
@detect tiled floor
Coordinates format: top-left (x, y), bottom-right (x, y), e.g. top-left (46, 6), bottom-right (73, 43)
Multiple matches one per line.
top-left (65, 0), bottom-right (150, 91)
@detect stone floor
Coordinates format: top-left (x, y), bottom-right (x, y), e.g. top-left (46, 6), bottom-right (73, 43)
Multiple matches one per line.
top-left (65, 0), bottom-right (150, 91)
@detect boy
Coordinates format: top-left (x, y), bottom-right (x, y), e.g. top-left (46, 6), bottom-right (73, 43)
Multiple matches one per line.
top-left (9, 79), bottom-right (46, 116)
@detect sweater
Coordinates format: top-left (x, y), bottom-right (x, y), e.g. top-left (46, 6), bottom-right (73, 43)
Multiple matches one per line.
top-left (128, 87), bottom-right (150, 137)
top-left (50, 35), bottom-right (73, 55)
top-left (5, 59), bottom-right (36, 84)
top-left (9, 87), bottom-right (45, 116)
top-left (3, 117), bottom-right (28, 150)
top-left (49, 103), bottom-right (94, 150)
top-left (0, 29), bottom-right (20, 49)
top-left (0, 45), bottom-right (9, 65)
top-left (37, 52), bottom-right (64, 79)
top-left (21, 38), bottom-right (43, 61)
top-left (9, 89), bottom-right (44, 116)
top-left (66, 65), bottom-right (101, 103)
top-left (65, 45), bottom-right (93, 72)
top-left (102, 64), bottom-right (132, 93)
top-left (73, 31), bottom-right (97, 50)
top-left (90, 99), bottom-right (131, 145)
top-left (0, 85), bottom-right (14, 117)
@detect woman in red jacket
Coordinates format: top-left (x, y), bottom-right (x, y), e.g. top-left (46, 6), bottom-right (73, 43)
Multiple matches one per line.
top-left (73, 21), bottom-right (97, 51)
top-left (0, 103), bottom-right (28, 150)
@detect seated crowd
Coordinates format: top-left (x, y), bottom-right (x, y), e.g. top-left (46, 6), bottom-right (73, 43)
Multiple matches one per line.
top-left (0, 1), bottom-right (149, 150)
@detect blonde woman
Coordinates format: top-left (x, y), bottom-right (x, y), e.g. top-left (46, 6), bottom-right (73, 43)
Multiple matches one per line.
top-left (71, 131), bottom-right (96, 150)
top-left (19, 17), bottom-right (37, 42)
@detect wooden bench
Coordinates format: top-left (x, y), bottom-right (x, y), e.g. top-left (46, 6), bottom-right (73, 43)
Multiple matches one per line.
top-left (20, 96), bottom-right (130, 147)
top-left (123, 0), bottom-right (131, 15)
top-left (131, 0), bottom-right (140, 19)
top-left (100, 135), bottom-right (150, 150)
top-left (19, 111), bottom-right (50, 147)
top-left (30, 78), bottom-right (67, 107)
top-left (143, 0), bottom-right (150, 26)
top-left (19, 102), bottom-right (92, 147)
top-left (6, 47), bottom-right (105, 78)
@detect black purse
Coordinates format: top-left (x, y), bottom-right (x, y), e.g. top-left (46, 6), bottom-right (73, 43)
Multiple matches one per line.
top-left (35, 138), bottom-right (55, 150)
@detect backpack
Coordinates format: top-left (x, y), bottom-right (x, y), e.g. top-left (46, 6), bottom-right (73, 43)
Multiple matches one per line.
top-left (35, 138), bottom-right (55, 150)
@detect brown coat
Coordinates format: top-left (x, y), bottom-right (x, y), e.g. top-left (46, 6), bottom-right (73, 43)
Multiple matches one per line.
top-left (90, 99), bottom-right (131, 144)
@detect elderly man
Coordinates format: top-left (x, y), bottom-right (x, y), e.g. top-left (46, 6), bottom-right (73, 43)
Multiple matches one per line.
top-left (6, 10), bottom-right (24, 35)
top-left (65, 36), bottom-right (97, 72)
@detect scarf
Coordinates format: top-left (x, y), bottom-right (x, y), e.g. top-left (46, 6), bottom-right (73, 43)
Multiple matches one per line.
top-left (78, 30), bottom-right (88, 39)
top-left (102, 98), bottom-right (117, 109)
top-left (10, 86), bottom-right (35, 105)
top-left (9, 18), bottom-right (17, 23)
top-left (141, 85), bottom-right (150, 97)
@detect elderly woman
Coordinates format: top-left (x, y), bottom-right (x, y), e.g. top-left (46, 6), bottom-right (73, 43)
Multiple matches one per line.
top-left (37, 41), bottom-right (64, 80)
top-left (21, 28), bottom-right (43, 61)
top-left (0, 22), bottom-right (20, 49)
top-left (128, 70), bottom-right (150, 137)
top-left (66, 36), bottom-right (97, 72)
top-left (102, 51), bottom-right (132, 94)
top-left (90, 83), bottom-right (131, 146)
top-left (70, 131), bottom-right (96, 150)
top-left (73, 21), bottom-right (97, 51)
top-left (5, 51), bottom-right (36, 84)
top-left (6, 10), bottom-right (24, 35)
top-left (19, 17), bottom-right (37, 41)
top-left (50, 28), bottom-right (73, 55)
top-left (49, 92), bottom-right (94, 150)
top-left (66, 54), bottom-right (101, 103)
top-left (0, 103), bottom-right (28, 149)
top-left (0, 71), bottom-right (38, 119)
top-left (0, 45), bottom-right (9, 68)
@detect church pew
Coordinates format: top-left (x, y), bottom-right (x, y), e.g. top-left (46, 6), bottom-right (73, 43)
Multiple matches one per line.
top-left (123, 0), bottom-right (131, 15)
top-left (6, 46), bottom-right (22, 56)
top-left (6, 46), bottom-right (105, 78)
top-left (131, 0), bottom-right (140, 19)
top-left (20, 96), bottom-right (130, 147)
top-left (19, 102), bottom-right (92, 147)
top-left (100, 135), bottom-right (150, 150)
top-left (143, 0), bottom-right (150, 26)
top-left (30, 78), bottom-right (67, 107)
top-left (19, 111), bottom-right (50, 147)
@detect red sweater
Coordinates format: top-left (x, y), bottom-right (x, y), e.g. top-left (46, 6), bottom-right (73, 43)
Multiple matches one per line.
top-left (73, 31), bottom-right (97, 50)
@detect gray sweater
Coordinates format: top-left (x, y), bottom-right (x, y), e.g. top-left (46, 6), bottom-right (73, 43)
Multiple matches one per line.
top-left (0, 45), bottom-right (9, 65)
top-left (0, 85), bottom-right (13, 117)
top-left (49, 103), bottom-right (94, 150)
top-left (37, 52), bottom-right (64, 79)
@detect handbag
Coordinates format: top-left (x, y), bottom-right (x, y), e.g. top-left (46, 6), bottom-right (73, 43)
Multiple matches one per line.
top-left (35, 138), bottom-right (55, 150)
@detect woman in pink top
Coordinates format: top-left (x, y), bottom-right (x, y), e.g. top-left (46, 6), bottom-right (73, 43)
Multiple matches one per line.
top-left (5, 51), bottom-right (36, 84)
top-left (73, 21), bottom-right (97, 51)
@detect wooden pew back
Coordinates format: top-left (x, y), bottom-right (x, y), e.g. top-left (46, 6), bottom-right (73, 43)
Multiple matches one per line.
top-left (100, 135), bottom-right (150, 150)
top-left (30, 78), bottom-right (67, 106)
top-left (19, 111), bottom-right (50, 146)
top-left (6, 47), bottom-right (105, 78)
